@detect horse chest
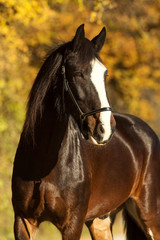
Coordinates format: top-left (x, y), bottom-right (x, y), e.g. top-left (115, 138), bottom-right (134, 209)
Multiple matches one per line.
top-left (38, 142), bottom-right (90, 223)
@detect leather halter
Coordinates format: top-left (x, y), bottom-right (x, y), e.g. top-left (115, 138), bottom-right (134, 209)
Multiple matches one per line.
top-left (62, 65), bottom-right (112, 120)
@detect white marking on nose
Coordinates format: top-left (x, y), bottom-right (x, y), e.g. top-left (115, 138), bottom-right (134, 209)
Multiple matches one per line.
top-left (148, 229), bottom-right (154, 240)
top-left (91, 58), bottom-right (112, 142)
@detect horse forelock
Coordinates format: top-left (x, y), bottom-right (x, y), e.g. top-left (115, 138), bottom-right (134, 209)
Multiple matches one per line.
top-left (75, 38), bottom-right (99, 65)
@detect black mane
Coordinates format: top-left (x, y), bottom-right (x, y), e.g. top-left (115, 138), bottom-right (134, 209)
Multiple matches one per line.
top-left (23, 38), bottom-right (98, 137)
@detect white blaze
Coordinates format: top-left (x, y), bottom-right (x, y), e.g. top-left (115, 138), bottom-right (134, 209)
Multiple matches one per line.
top-left (148, 229), bottom-right (154, 240)
top-left (90, 58), bottom-right (112, 142)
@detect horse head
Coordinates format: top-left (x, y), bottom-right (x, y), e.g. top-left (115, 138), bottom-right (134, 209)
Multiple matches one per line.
top-left (62, 24), bottom-right (116, 145)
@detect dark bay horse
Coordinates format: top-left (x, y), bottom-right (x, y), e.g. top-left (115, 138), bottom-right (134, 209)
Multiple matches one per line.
top-left (12, 24), bottom-right (160, 240)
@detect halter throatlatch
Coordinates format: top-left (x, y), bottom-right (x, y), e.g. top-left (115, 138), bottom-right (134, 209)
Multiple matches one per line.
top-left (62, 65), bottom-right (112, 120)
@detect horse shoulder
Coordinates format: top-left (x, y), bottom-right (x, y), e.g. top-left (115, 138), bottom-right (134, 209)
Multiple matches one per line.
top-left (114, 112), bottom-right (160, 196)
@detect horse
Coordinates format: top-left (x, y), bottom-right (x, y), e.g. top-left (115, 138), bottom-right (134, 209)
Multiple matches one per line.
top-left (12, 24), bottom-right (160, 240)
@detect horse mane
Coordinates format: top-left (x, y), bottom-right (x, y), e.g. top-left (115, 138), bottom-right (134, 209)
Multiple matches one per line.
top-left (23, 43), bottom-right (68, 137)
top-left (23, 38), bottom-right (98, 138)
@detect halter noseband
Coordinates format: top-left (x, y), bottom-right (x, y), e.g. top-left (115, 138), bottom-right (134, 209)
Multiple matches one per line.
top-left (62, 65), bottom-right (112, 120)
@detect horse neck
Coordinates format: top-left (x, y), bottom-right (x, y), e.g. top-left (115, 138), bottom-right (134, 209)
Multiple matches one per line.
top-left (14, 95), bottom-right (69, 180)
top-left (55, 115), bottom-right (86, 185)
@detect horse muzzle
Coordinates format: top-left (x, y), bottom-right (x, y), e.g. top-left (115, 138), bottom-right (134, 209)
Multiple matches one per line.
top-left (84, 113), bottom-right (116, 145)
top-left (91, 124), bottom-right (115, 145)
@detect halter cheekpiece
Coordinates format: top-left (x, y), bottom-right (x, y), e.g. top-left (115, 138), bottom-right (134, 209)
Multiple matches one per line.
top-left (62, 65), bottom-right (112, 120)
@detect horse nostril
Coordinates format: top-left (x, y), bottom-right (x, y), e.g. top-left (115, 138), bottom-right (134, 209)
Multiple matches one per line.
top-left (97, 123), bottom-right (105, 135)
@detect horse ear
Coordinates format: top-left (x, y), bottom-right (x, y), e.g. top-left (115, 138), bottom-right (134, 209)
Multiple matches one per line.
top-left (72, 24), bottom-right (85, 50)
top-left (91, 27), bottom-right (106, 52)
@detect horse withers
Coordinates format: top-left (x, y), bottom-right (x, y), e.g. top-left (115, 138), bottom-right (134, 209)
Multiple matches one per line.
top-left (12, 25), bottom-right (160, 240)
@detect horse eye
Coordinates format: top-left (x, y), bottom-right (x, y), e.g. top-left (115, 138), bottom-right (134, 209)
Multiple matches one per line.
top-left (75, 71), bottom-right (83, 78)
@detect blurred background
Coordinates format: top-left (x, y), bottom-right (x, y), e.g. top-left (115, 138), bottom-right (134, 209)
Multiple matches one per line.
top-left (0, 0), bottom-right (160, 239)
